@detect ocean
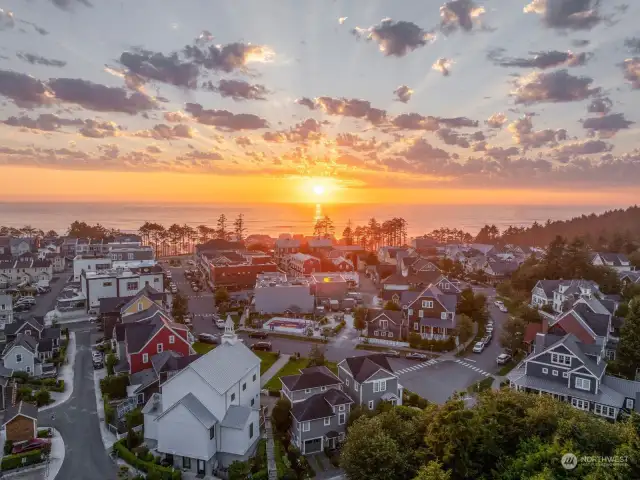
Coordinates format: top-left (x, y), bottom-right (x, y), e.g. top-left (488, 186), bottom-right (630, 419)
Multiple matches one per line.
top-left (0, 202), bottom-right (623, 238)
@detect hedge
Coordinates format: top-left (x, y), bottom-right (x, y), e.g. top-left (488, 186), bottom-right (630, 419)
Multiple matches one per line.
top-left (114, 440), bottom-right (181, 480)
top-left (1, 449), bottom-right (46, 471)
top-left (100, 374), bottom-right (129, 399)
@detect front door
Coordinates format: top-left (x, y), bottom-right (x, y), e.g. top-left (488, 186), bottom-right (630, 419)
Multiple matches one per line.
top-left (197, 459), bottom-right (206, 475)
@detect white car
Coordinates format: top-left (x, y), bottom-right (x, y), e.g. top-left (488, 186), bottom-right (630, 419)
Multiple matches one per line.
top-left (496, 353), bottom-right (512, 365)
top-left (494, 300), bottom-right (504, 308)
top-left (472, 341), bottom-right (485, 353)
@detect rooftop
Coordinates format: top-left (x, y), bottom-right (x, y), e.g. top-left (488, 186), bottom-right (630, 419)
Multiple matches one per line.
top-left (255, 273), bottom-right (310, 288)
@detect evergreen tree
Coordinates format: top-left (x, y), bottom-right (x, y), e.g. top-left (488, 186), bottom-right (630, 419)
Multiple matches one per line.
top-left (614, 297), bottom-right (640, 380)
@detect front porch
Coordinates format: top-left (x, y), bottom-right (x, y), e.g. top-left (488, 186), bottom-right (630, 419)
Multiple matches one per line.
top-left (418, 325), bottom-right (451, 341)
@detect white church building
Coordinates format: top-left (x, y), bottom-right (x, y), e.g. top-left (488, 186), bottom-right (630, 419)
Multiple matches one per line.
top-left (142, 317), bottom-right (262, 475)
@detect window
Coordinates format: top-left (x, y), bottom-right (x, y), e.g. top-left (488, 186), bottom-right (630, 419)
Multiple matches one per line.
top-left (324, 417), bottom-right (331, 426)
top-left (380, 320), bottom-right (388, 330)
top-left (388, 332), bottom-right (393, 338)
top-left (209, 426), bottom-right (215, 440)
top-left (418, 310), bottom-right (424, 318)
top-left (368, 400), bottom-right (374, 410)
top-left (414, 323), bottom-right (419, 331)
top-left (251, 398), bottom-right (255, 407)
top-left (571, 398), bottom-right (589, 411)
top-left (354, 382), bottom-right (359, 392)
top-left (128, 253), bottom-right (134, 260)
top-left (440, 312), bottom-right (447, 320)
top-left (345, 378), bottom-right (349, 386)
top-left (442, 282), bottom-right (449, 290)
top-left (626, 398), bottom-right (634, 410)
top-left (373, 380), bottom-right (387, 393)
top-left (575, 377), bottom-right (591, 391)
top-left (154, 278), bottom-right (160, 283)
top-left (305, 388), bottom-right (311, 394)
top-left (542, 368), bottom-right (548, 374)
top-left (563, 372), bottom-right (569, 378)
top-left (26, 366), bottom-right (31, 373)
top-left (169, 335), bottom-right (175, 344)
top-left (243, 383), bottom-right (246, 391)
top-left (126, 281), bottom-right (138, 291)
top-left (552, 370), bottom-right (559, 376)
top-left (374, 331), bottom-right (379, 336)
top-left (408, 308), bottom-right (413, 315)
top-left (339, 405), bottom-right (345, 411)
top-left (25, 330), bottom-right (31, 336)
top-left (338, 413), bottom-right (346, 425)
top-left (422, 300), bottom-right (433, 308)
top-left (550, 353), bottom-right (571, 366)
top-left (183, 456), bottom-right (192, 469)
top-left (321, 386), bottom-right (326, 392)
top-left (249, 422), bottom-right (254, 439)
top-left (142, 353), bottom-right (149, 363)
top-left (103, 282), bottom-right (112, 287)
top-left (253, 373), bottom-right (257, 382)
top-left (302, 422), bottom-right (310, 432)
top-left (231, 393), bottom-right (236, 402)
top-left (156, 343), bottom-right (163, 353)
top-left (594, 404), bottom-right (615, 418)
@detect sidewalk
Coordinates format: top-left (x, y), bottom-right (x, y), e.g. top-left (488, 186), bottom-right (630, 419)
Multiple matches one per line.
top-left (45, 428), bottom-right (65, 480)
top-left (264, 418), bottom-right (277, 480)
top-left (260, 354), bottom-right (291, 388)
top-left (93, 368), bottom-right (118, 450)
top-left (41, 332), bottom-right (76, 412)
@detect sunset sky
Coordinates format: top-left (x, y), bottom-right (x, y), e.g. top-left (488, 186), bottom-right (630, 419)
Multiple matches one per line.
top-left (0, 0), bottom-right (639, 204)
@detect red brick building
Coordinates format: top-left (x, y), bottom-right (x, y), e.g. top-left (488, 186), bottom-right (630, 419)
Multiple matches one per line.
top-left (210, 262), bottom-right (278, 290)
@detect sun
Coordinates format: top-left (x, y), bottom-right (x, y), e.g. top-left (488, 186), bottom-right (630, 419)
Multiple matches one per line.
top-left (313, 185), bottom-right (325, 196)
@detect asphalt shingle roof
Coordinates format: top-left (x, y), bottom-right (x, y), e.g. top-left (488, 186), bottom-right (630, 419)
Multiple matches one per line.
top-left (342, 354), bottom-right (394, 383)
top-left (221, 405), bottom-right (252, 429)
top-left (292, 389), bottom-right (353, 421)
top-left (281, 366), bottom-right (341, 391)
top-left (3, 401), bottom-right (38, 425)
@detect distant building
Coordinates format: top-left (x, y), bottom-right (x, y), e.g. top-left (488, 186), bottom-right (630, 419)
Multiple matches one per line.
top-left (274, 237), bottom-right (301, 268)
top-left (81, 265), bottom-right (165, 309)
top-left (73, 255), bottom-right (113, 282)
top-left (288, 253), bottom-right (321, 277)
top-left (591, 253), bottom-right (634, 272)
top-left (254, 273), bottom-right (314, 314)
top-left (531, 279), bottom-right (601, 314)
top-left (0, 257), bottom-right (53, 288)
top-left (311, 273), bottom-right (349, 301)
top-left (405, 285), bottom-right (458, 341)
top-left (0, 294), bottom-right (13, 330)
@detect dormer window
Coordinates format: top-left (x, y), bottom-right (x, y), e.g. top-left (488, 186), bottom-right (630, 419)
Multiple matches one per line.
top-left (422, 300), bottom-right (433, 309)
top-left (550, 353), bottom-right (571, 366)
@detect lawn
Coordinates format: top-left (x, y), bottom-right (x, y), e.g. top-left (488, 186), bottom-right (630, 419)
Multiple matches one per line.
top-left (191, 343), bottom-right (278, 375)
top-left (497, 351), bottom-right (525, 376)
top-left (264, 358), bottom-right (338, 391)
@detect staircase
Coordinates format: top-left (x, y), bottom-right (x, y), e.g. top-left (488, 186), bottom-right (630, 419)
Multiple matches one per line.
top-left (264, 418), bottom-right (278, 480)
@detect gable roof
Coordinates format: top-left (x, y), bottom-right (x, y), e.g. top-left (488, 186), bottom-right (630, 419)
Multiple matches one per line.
top-left (593, 252), bottom-right (630, 267)
top-left (533, 280), bottom-right (562, 297)
top-left (157, 392), bottom-right (217, 428)
top-left (151, 351), bottom-right (200, 375)
top-left (340, 354), bottom-right (395, 383)
top-left (571, 303), bottom-right (610, 337)
top-left (280, 365), bottom-right (341, 392)
top-left (120, 285), bottom-right (164, 312)
top-left (99, 296), bottom-right (129, 314)
top-left (221, 405), bottom-right (253, 429)
top-left (4, 333), bottom-right (38, 355)
top-left (530, 333), bottom-right (606, 377)
top-left (3, 401), bottom-right (38, 425)
top-left (4, 317), bottom-right (44, 337)
top-left (365, 309), bottom-right (404, 325)
top-left (407, 284), bottom-right (457, 313)
top-left (291, 389), bottom-right (353, 421)
top-left (174, 341), bottom-right (260, 395)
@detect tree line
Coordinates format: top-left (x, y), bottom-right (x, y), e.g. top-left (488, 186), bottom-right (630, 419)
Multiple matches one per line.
top-left (418, 206), bottom-right (640, 251)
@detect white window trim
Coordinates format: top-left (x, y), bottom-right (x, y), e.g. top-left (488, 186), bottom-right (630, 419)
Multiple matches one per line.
top-left (594, 404), bottom-right (616, 418)
top-left (368, 400), bottom-right (374, 410)
top-left (169, 335), bottom-right (175, 344)
top-left (156, 343), bottom-right (163, 353)
top-left (302, 421), bottom-right (310, 432)
top-left (408, 309), bottom-right (413, 315)
top-left (562, 371), bottom-right (569, 378)
top-left (626, 398), bottom-right (634, 410)
top-left (422, 300), bottom-right (433, 309)
top-left (542, 367), bottom-right (548, 374)
top-left (142, 353), bottom-right (149, 363)
top-left (354, 382), bottom-right (359, 392)
top-left (550, 352), bottom-right (572, 366)
top-left (552, 370), bottom-right (558, 376)
top-left (305, 388), bottom-right (311, 394)
top-left (413, 323), bottom-right (419, 331)
top-left (345, 378), bottom-right (349, 387)
top-left (324, 417), bottom-right (331, 426)
top-left (321, 386), bottom-right (326, 392)
top-left (571, 398), bottom-right (589, 411)
top-left (575, 377), bottom-right (591, 391)
top-left (338, 413), bottom-right (346, 425)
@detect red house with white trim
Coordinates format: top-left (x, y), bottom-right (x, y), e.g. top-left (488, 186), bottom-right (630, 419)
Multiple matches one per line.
top-left (113, 309), bottom-right (194, 374)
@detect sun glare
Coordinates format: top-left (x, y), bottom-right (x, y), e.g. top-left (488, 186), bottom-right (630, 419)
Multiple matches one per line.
top-left (313, 185), bottom-right (325, 196)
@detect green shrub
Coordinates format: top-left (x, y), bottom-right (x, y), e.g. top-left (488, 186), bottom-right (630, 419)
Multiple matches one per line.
top-left (4, 440), bottom-right (13, 456)
top-left (11, 371), bottom-right (30, 383)
top-left (17, 386), bottom-right (33, 402)
top-left (42, 378), bottom-right (57, 387)
top-left (100, 374), bottom-right (129, 399)
top-left (35, 389), bottom-right (52, 407)
top-left (37, 428), bottom-right (52, 438)
top-left (113, 440), bottom-right (181, 480)
top-left (1, 449), bottom-right (45, 471)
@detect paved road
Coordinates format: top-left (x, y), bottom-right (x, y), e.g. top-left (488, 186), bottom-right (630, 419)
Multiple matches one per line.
top-left (39, 329), bottom-right (117, 480)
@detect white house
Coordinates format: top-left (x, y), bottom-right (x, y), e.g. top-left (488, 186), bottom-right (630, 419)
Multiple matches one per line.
top-left (73, 255), bottom-right (113, 282)
top-left (2, 334), bottom-right (42, 376)
top-left (142, 318), bottom-right (261, 476)
top-left (0, 258), bottom-right (53, 287)
top-left (80, 265), bottom-right (164, 309)
top-left (0, 294), bottom-right (13, 330)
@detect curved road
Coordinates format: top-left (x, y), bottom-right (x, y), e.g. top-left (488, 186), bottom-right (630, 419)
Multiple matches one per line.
top-left (39, 329), bottom-right (117, 480)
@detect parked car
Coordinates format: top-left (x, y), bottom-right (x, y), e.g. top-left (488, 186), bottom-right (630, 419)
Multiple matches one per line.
top-left (198, 333), bottom-right (219, 344)
top-left (14, 303), bottom-right (32, 312)
top-left (496, 353), bottom-right (512, 365)
top-left (482, 335), bottom-right (492, 346)
top-left (494, 300), bottom-right (504, 308)
top-left (248, 331), bottom-right (268, 339)
top-left (406, 352), bottom-right (428, 360)
top-left (18, 296), bottom-right (36, 305)
top-left (12, 438), bottom-right (50, 454)
top-left (472, 342), bottom-right (485, 353)
top-left (384, 350), bottom-right (401, 358)
top-left (251, 341), bottom-right (272, 352)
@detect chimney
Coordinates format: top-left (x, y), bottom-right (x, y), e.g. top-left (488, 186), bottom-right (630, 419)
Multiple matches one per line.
top-left (541, 316), bottom-right (549, 334)
top-left (534, 332), bottom-right (546, 354)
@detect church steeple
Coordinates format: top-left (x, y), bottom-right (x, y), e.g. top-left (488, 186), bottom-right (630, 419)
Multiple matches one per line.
top-left (221, 314), bottom-right (237, 345)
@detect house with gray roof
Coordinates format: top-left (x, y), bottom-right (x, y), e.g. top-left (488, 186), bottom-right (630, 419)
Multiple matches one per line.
top-left (531, 279), bottom-right (601, 314)
top-left (507, 332), bottom-right (640, 421)
top-left (0, 294), bottom-right (13, 330)
top-left (280, 365), bottom-right (353, 454)
top-left (143, 318), bottom-right (261, 475)
top-left (2, 333), bottom-right (42, 377)
top-left (338, 354), bottom-right (403, 411)
top-left (405, 285), bottom-right (458, 341)
top-left (591, 252), bottom-right (633, 272)
top-left (619, 270), bottom-right (640, 286)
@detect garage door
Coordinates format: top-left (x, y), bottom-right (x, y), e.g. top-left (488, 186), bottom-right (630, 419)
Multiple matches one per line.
top-left (304, 438), bottom-right (322, 454)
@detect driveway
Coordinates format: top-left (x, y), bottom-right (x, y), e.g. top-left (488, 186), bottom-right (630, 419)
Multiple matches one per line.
top-left (38, 329), bottom-right (116, 480)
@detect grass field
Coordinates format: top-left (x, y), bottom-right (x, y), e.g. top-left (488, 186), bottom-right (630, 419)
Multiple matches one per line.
top-left (191, 342), bottom-right (279, 375)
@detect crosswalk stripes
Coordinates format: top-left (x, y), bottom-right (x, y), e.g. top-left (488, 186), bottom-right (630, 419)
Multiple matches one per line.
top-left (395, 359), bottom-right (440, 375)
top-left (454, 359), bottom-right (492, 377)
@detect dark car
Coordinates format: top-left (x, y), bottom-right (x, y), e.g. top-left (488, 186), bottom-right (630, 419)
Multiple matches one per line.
top-left (12, 438), bottom-right (51, 454)
top-left (384, 349), bottom-right (401, 358)
top-left (198, 333), bottom-right (219, 344)
top-left (251, 341), bottom-right (272, 352)
top-left (248, 331), bottom-right (269, 339)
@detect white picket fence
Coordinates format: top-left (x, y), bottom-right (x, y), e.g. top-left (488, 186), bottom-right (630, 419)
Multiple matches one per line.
top-left (358, 337), bottom-right (410, 348)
